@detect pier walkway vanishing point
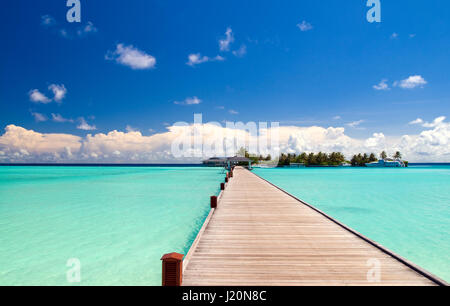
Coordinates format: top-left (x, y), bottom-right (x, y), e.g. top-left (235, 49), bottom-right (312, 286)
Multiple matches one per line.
top-left (174, 167), bottom-right (446, 286)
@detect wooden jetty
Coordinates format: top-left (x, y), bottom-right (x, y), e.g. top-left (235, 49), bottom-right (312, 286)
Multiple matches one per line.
top-left (162, 167), bottom-right (446, 286)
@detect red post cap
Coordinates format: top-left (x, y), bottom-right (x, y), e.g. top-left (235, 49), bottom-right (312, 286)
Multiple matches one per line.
top-left (161, 252), bottom-right (184, 261)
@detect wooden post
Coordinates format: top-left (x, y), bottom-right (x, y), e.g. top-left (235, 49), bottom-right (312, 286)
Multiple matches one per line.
top-left (225, 177), bottom-right (229, 183)
top-left (210, 196), bottom-right (217, 209)
top-left (230, 171), bottom-right (233, 178)
top-left (161, 253), bottom-right (184, 286)
top-left (221, 183), bottom-right (225, 190)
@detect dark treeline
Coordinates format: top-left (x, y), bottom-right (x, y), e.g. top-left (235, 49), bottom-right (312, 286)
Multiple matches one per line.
top-left (277, 152), bottom-right (346, 167)
top-left (246, 149), bottom-right (405, 167)
top-left (350, 153), bottom-right (378, 167)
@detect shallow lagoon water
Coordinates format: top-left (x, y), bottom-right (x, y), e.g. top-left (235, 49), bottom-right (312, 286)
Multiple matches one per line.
top-left (1, 165), bottom-right (448, 285)
top-left (254, 165), bottom-right (450, 282)
top-left (0, 166), bottom-right (224, 285)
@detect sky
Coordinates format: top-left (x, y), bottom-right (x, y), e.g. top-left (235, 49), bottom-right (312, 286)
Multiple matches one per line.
top-left (0, 0), bottom-right (449, 163)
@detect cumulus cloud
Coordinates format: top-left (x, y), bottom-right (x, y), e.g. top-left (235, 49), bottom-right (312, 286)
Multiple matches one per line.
top-left (77, 118), bottom-right (96, 131)
top-left (397, 117), bottom-right (450, 160)
top-left (347, 120), bottom-right (365, 128)
top-left (106, 44), bottom-right (156, 70)
top-left (422, 116), bottom-right (446, 128)
top-left (219, 28), bottom-right (235, 51)
top-left (41, 15), bottom-right (55, 26)
top-left (297, 21), bottom-right (313, 32)
top-left (29, 89), bottom-right (51, 104)
top-left (232, 45), bottom-right (247, 57)
top-left (125, 125), bottom-right (139, 132)
top-left (373, 79), bottom-right (390, 91)
top-left (174, 96), bottom-right (202, 106)
top-left (365, 133), bottom-right (386, 148)
top-left (77, 21), bottom-right (98, 36)
top-left (48, 84), bottom-right (67, 102)
top-left (1, 117), bottom-right (449, 163)
top-left (52, 113), bottom-right (74, 123)
top-left (409, 118), bottom-right (424, 125)
top-left (31, 112), bottom-right (47, 123)
top-left (394, 75), bottom-right (427, 89)
top-left (186, 53), bottom-right (224, 66)
top-left (0, 125), bottom-right (81, 161)
top-left (409, 117), bottom-right (446, 128)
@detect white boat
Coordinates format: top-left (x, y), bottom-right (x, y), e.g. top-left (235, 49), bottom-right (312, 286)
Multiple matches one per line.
top-left (365, 159), bottom-right (405, 168)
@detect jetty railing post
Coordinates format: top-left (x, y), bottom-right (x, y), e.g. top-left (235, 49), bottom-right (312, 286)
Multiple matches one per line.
top-left (161, 253), bottom-right (184, 286)
top-left (221, 183), bottom-right (225, 190)
top-left (210, 196), bottom-right (218, 209)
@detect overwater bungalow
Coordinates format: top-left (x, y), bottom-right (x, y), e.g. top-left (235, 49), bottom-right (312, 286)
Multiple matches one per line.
top-left (203, 156), bottom-right (252, 169)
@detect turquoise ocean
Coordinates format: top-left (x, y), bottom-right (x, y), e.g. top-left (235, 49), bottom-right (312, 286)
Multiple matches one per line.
top-left (0, 165), bottom-right (448, 285)
top-left (254, 165), bottom-right (450, 282)
top-left (0, 166), bottom-right (224, 285)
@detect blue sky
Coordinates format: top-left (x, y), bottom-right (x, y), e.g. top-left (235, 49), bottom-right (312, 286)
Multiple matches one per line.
top-left (0, 0), bottom-right (449, 162)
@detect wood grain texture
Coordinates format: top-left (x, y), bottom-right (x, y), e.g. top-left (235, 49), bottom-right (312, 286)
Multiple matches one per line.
top-left (182, 167), bottom-right (438, 286)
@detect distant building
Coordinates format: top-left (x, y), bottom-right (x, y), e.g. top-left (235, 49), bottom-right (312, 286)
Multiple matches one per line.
top-left (203, 156), bottom-right (252, 169)
top-left (202, 157), bottom-right (228, 167)
top-left (365, 159), bottom-right (405, 168)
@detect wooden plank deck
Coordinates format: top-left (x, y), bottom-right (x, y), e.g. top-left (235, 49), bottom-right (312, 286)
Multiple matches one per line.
top-left (182, 167), bottom-right (445, 286)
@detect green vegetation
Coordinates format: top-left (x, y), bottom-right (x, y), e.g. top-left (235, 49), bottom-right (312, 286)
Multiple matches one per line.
top-left (277, 152), bottom-right (346, 167)
top-left (242, 148), bottom-right (408, 167)
top-left (350, 153), bottom-right (378, 167)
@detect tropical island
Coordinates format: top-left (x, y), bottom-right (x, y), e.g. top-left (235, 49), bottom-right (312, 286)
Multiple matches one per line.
top-left (247, 150), bottom-right (408, 168)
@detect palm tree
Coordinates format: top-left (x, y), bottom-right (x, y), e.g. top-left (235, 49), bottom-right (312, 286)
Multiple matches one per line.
top-left (393, 151), bottom-right (402, 160)
top-left (380, 151), bottom-right (387, 160)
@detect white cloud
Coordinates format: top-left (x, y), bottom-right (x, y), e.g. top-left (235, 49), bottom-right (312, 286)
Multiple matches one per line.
top-left (186, 53), bottom-right (209, 66)
top-left (232, 45), bottom-right (247, 57)
top-left (77, 21), bottom-right (98, 36)
top-left (186, 53), bottom-right (224, 66)
top-left (41, 15), bottom-right (55, 26)
top-left (391, 32), bottom-right (399, 39)
top-left (0, 125), bottom-right (81, 160)
top-left (409, 118), bottom-right (424, 125)
top-left (125, 125), bottom-right (139, 132)
top-left (31, 112), bottom-right (47, 123)
top-left (365, 133), bottom-right (386, 148)
top-left (409, 34), bottom-right (416, 38)
top-left (422, 116), bottom-right (446, 128)
top-left (77, 118), bottom-right (97, 131)
top-left (29, 89), bottom-right (51, 104)
top-left (219, 28), bottom-right (235, 51)
top-left (48, 84), bottom-right (67, 102)
top-left (174, 96), bottom-right (202, 106)
top-left (333, 116), bottom-right (341, 120)
top-left (347, 120), bottom-right (365, 128)
top-left (373, 79), bottom-right (390, 91)
top-left (1, 117), bottom-right (450, 162)
top-left (106, 44), bottom-right (156, 70)
top-left (229, 109), bottom-right (239, 115)
top-left (297, 21), bottom-right (313, 32)
top-left (395, 75), bottom-right (427, 89)
top-left (52, 113), bottom-right (74, 123)
top-left (59, 29), bottom-right (69, 38)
